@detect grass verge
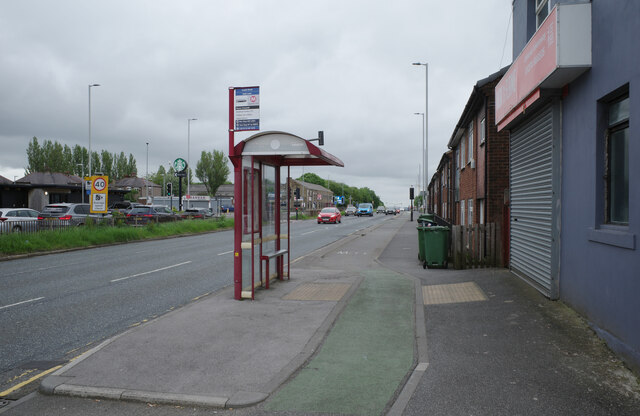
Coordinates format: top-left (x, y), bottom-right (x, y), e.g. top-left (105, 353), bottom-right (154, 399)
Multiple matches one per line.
top-left (0, 217), bottom-right (234, 257)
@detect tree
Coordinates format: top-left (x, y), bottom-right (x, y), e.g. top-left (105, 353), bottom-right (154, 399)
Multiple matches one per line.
top-left (127, 154), bottom-right (137, 177)
top-left (295, 173), bottom-right (382, 207)
top-left (100, 150), bottom-right (114, 180)
top-left (72, 145), bottom-right (88, 177)
top-left (114, 152), bottom-right (128, 179)
top-left (196, 150), bottom-right (230, 197)
top-left (24, 137), bottom-right (137, 181)
top-left (26, 137), bottom-right (43, 174)
top-left (298, 172), bottom-right (326, 187)
top-left (90, 151), bottom-right (101, 175)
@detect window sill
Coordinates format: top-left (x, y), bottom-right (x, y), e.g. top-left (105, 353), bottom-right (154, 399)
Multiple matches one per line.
top-left (587, 227), bottom-right (635, 250)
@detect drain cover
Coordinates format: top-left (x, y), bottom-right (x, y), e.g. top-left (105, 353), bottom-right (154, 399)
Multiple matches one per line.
top-left (0, 399), bottom-right (11, 408)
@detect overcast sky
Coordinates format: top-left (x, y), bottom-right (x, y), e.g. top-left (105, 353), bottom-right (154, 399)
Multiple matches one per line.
top-left (0, 0), bottom-right (512, 207)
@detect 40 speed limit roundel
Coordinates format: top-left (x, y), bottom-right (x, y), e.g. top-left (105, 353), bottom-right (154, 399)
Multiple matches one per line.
top-left (93, 177), bottom-right (107, 192)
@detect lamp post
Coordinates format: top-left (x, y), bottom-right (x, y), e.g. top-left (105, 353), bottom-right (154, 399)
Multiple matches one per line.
top-left (88, 83), bottom-right (100, 179)
top-left (414, 112), bottom-right (425, 212)
top-left (412, 62), bottom-right (428, 213)
top-left (146, 142), bottom-right (149, 203)
top-left (187, 118), bottom-right (197, 209)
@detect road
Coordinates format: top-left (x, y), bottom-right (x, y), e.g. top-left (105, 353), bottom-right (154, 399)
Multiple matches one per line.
top-left (0, 213), bottom-right (393, 397)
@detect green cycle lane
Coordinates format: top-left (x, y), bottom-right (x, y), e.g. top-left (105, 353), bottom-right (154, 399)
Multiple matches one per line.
top-left (265, 269), bottom-right (415, 415)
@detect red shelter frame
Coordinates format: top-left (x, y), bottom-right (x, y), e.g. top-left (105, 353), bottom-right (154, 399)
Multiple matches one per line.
top-left (229, 89), bottom-right (343, 300)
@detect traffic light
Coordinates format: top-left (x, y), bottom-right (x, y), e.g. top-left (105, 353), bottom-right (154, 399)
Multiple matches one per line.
top-left (294, 187), bottom-right (300, 199)
top-left (166, 183), bottom-right (172, 196)
top-left (410, 187), bottom-right (414, 200)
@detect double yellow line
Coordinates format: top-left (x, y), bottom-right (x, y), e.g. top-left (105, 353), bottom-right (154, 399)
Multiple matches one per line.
top-left (0, 365), bottom-right (62, 397)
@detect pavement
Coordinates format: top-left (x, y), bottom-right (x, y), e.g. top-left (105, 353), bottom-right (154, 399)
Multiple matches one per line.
top-left (2, 213), bottom-right (640, 415)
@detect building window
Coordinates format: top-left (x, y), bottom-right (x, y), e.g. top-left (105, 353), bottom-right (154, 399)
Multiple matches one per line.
top-left (480, 117), bottom-right (486, 144)
top-left (460, 140), bottom-right (466, 170)
top-left (468, 199), bottom-right (473, 225)
top-left (605, 95), bottom-right (629, 225)
top-left (479, 199), bottom-right (485, 225)
top-left (460, 199), bottom-right (466, 226)
top-left (467, 121), bottom-right (474, 164)
top-left (536, 0), bottom-right (550, 29)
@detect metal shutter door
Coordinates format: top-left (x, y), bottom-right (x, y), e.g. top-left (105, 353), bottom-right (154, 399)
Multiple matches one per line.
top-left (510, 105), bottom-right (554, 296)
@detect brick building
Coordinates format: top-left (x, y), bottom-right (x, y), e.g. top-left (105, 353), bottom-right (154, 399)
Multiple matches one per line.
top-left (429, 66), bottom-right (510, 264)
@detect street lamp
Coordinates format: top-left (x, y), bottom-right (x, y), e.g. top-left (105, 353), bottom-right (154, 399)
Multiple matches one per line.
top-left (412, 62), bottom-right (428, 212)
top-left (414, 112), bottom-right (425, 212)
top-left (88, 84), bottom-right (100, 179)
top-left (187, 117), bottom-right (197, 209)
top-left (146, 142), bottom-right (149, 203)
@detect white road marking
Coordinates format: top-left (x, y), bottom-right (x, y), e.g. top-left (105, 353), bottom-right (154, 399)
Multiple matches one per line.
top-left (302, 230), bottom-right (319, 235)
top-left (110, 261), bottom-right (192, 283)
top-left (0, 297), bottom-right (45, 311)
top-left (217, 250), bottom-right (233, 256)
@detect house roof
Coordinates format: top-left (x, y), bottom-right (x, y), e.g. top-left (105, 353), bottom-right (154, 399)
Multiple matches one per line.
top-left (113, 177), bottom-right (160, 189)
top-left (447, 65), bottom-right (510, 148)
top-left (291, 179), bottom-right (332, 193)
top-left (0, 175), bottom-right (12, 184)
top-left (16, 172), bottom-right (82, 186)
top-left (215, 184), bottom-right (234, 197)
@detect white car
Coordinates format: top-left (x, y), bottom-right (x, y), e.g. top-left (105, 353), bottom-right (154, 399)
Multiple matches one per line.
top-left (0, 208), bottom-right (40, 233)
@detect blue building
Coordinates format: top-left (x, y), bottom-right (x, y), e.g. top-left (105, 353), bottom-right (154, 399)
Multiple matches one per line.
top-left (497, 1), bottom-right (639, 372)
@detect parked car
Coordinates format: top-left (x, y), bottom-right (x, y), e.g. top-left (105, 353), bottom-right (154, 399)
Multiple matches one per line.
top-left (108, 200), bottom-right (142, 214)
top-left (376, 206), bottom-right (386, 214)
top-left (0, 208), bottom-right (40, 233)
top-left (356, 203), bottom-right (374, 217)
top-left (344, 205), bottom-right (357, 216)
top-left (220, 205), bottom-right (234, 213)
top-left (317, 207), bottom-right (342, 224)
top-left (125, 205), bottom-right (181, 225)
top-left (180, 208), bottom-right (212, 219)
top-left (38, 203), bottom-right (112, 227)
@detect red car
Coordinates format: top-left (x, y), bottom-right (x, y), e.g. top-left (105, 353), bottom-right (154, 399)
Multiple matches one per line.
top-left (317, 207), bottom-right (341, 224)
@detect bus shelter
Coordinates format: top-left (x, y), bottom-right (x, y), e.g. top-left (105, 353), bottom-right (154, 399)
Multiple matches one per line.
top-left (230, 131), bottom-right (343, 300)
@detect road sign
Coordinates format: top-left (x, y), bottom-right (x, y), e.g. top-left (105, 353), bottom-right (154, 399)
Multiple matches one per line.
top-left (175, 171), bottom-right (187, 177)
top-left (173, 158), bottom-right (187, 172)
top-left (92, 193), bottom-right (106, 212)
top-left (92, 177), bottom-right (107, 192)
top-left (90, 175), bottom-right (108, 213)
top-left (234, 87), bottom-right (260, 131)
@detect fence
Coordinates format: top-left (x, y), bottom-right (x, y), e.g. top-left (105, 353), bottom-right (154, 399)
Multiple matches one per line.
top-left (451, 223), bottom-right (501, 269)
top-left (0, 215), bottom-right (209, 235)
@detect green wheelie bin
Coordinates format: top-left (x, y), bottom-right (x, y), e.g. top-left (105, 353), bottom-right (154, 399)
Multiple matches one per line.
top-left (419, 225), bottom-right (449, 269)
top-left (417, 225), bottom-right (426, 263)
top-left (417, 213), bottom-right (435, 226)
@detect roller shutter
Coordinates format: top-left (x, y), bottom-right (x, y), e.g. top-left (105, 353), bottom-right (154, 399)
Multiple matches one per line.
top-left (509, 103), bottom-right (560, 298)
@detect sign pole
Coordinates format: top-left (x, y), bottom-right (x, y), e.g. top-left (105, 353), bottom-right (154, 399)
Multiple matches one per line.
top-left (178, 177), bottom-right (183, 211)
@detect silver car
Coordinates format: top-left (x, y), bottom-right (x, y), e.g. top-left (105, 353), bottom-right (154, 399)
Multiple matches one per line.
top-left (38, 203), bottom-right (112, 228)
top-left (0, 208), bottom-right (40, 233)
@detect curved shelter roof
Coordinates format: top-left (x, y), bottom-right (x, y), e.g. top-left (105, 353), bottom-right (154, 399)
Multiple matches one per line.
top-left (234, 131), bottom-right (344, 167)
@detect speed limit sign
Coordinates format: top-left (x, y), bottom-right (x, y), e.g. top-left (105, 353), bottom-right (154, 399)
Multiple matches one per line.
top-left (92, 177), bottom-right (107, 192)
top-left (90, 175), bottom-right (109, 213)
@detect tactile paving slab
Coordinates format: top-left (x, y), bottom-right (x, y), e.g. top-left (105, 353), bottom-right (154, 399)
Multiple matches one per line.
top-left (283, 283), bottom-right (352, 301)
top-left (422, 282), bottom-right (488, 305)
